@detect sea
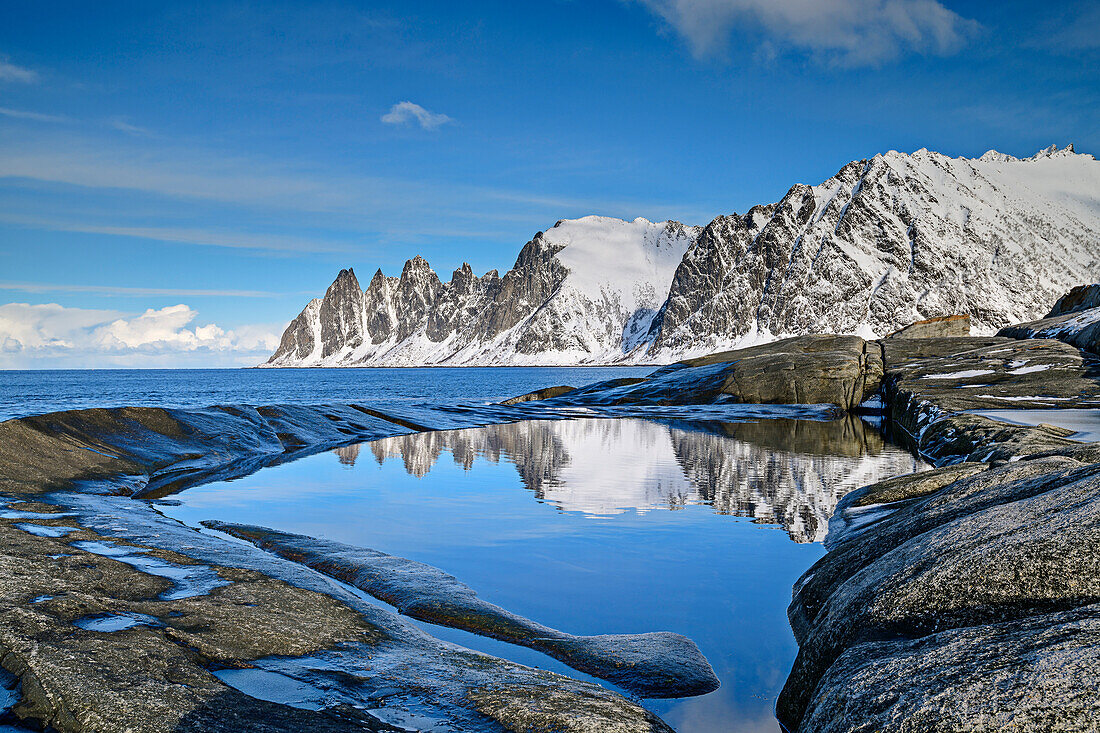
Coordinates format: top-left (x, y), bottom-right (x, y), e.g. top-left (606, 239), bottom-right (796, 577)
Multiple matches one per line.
top-left (0, 366), bottom-right (653, 422)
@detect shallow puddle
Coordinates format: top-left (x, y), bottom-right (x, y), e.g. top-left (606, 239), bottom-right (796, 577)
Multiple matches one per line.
top-left (73, 612), bottom-right (161, 632)
top-left (968, 408), bottom-right (1100, 442)
top-left (70, 540), bottom-right (229, 600)
top-left (162, 416), bottom-right (923, 732)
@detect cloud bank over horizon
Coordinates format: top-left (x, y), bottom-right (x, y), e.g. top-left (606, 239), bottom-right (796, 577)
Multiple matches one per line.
top-left (0, 302), bottom-right (282, 369)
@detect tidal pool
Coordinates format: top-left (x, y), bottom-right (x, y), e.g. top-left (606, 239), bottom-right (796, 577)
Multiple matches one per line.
top-left (161, 416), bottom-right (924, 732)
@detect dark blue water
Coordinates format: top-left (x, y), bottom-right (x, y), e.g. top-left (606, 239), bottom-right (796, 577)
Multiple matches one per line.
top-left (162, 416), bottom-right (924, 732)
top-left (0, 367), bottom-right (652, 422)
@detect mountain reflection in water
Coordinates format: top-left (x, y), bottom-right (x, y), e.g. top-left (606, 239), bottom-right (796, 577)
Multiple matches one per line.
top-left (336, 417), bottom-right (923, 543)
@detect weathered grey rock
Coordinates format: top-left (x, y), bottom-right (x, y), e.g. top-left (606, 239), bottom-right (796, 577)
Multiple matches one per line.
top-left (999, 305), bottom-right (1100, 355)
top-left (0, 404), bottom-right (419, 497)
top-left (1047, 283), bottom-right (1100, 316)
top-left (791, 457), bottom-right (1092, 641)
top-left (0, 515), bottom-right (396, 733)
top-left (467, 686), bottom-right (675, 733)
top-left (779, 462), bottom-right (1100, 731)
top-left (500, 385), bottom-right (578, 405)
top-left (880, 336), bottom-right (1100, 461)
top-left (837, 462), bottom-right (987, 509)
top-left (797, 602), bottom-right (1100, 733)
top-left (536, 335), bottom-right (881, 409)
top-left (885, 314), bottom-right (970, 339)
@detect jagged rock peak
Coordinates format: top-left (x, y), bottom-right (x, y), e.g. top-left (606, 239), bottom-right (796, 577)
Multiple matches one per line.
top-left (328, 267), bottom-right (360, 289)
top-left (368, 268), bottom-right (388, 288)
top-left (401, 255), bottom-right (434, 277)
top-left (264, 149), bottom-right (1100, 368)
top-left (978, 143), bottom-right (1084, 163)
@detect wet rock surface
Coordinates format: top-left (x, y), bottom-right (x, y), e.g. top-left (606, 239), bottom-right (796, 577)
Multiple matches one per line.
top-left (0, 510), bottom-right (396, 732)
top-left (204, 522), bottom-right (720, 699)
top-left (0, 404), bottom-right (717, 732)
top-left (879, 336), bottom-right (1100, 462)
top-left (499, 384), bottom-right (579, 405)
top-left (775, 304), bottom-right (1100, 732)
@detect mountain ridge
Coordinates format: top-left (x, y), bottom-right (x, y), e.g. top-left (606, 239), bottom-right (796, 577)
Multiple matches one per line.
top-left (263, 145), bottom-right (1100, 367)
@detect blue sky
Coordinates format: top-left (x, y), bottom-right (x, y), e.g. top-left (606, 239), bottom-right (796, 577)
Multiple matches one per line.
top-left (0, 0), bottom-right (1097, 367)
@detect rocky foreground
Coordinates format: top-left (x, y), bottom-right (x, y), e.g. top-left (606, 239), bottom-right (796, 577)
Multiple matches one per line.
top-left (1, 287), bottom-right (1099, 731)
top-left (512, 289), bottom-right (1100, 732)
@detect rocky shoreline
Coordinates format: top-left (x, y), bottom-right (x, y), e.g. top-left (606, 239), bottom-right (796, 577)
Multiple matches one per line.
top-left (509, 293), bottom-right (1100, 732)
top-left (1, 288), bottom-right (1098, 731)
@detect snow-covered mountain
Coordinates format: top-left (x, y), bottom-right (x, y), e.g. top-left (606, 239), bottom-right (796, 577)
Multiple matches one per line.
top-left (264, 145), bottom-right (1100, 367)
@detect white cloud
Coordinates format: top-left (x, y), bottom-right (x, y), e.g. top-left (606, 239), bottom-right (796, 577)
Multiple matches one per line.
top-left (0, 107), bottom-right (69, 123)
top-left (0, 58), bottom-right (37, 83)
top-left (0, 303), bottom-right (282, 368)
top-left (631, 0), bottom-right (980, 66)
top-left (381, 101), bottom-right (453, 130)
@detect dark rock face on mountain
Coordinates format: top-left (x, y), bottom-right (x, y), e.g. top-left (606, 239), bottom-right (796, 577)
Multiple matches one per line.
top-left (648, 147), bottom-right (1099, 357)
top-left (265, 146), bottom-right (1100, 367)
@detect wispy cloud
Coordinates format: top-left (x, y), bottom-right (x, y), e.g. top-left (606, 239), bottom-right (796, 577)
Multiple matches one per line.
top-left (0, 213), bottom-right (358, 255)
top-left (0, 281), bottom-right (283, 298)
top-left (0, 57), bottom-right (37, 83)
top-left (0, 127), bottom-right (712, 264)
top-left (630, 0), bottom-right (981, 66)
top-left (0, 302), bottom-right (281, 368)
top-left (381, 101), bottom-right (453, 130)
top-left (0, 107), bottom-right (69, 123)
top-left (106, 117), bottom-right (154, 136)
top-left (0, 106), bottom-right (159, 135)
top-left (0, 133), bottom-right (693, 231)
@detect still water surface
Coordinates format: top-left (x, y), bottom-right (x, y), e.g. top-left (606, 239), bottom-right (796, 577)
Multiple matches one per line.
top-left (162, 415), bottom-right (924, 732)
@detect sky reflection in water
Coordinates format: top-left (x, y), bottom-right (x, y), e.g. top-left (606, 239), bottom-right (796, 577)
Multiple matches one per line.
top-left (162, 416), bottom-right (924, 732)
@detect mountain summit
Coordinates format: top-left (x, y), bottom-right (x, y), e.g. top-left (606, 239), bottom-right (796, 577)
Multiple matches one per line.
top-left (264, 145), bottom-right (1100, 367)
